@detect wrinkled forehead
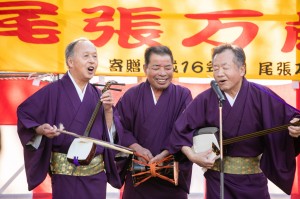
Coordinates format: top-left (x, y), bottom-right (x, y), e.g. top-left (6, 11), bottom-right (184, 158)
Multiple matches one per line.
top-left (148, 53), bottom-right (173, 65)
top-left (73, 41), bottom-right (97, 54)
top-left (212, 49), bottom-right (235, 64)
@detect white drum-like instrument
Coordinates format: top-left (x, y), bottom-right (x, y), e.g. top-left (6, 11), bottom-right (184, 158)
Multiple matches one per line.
top-left (192, 127), bottom-right (220, 160)
top-left (67, 138), bottom-right (96, 165)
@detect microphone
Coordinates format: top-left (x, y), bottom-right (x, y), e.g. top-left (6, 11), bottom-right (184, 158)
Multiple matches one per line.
top-left (210, 80), bottom-right (225, 102)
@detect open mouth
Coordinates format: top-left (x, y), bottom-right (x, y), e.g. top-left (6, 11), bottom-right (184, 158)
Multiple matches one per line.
top-left (87, 66), bottom-right (94, 72)
top-left (156, 79), bottom-right (168, 84)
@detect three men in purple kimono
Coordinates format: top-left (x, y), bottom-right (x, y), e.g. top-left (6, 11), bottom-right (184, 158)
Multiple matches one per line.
top-left (169, 43), bottom-right (300, 198)
top-left (116, 45), bottom-right (193, 198)
top-left (17, 38), bottom-right (123, 199)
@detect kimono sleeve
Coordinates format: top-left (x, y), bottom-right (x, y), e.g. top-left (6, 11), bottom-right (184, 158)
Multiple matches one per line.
top-left (17, 84), bottom-right (57, 190)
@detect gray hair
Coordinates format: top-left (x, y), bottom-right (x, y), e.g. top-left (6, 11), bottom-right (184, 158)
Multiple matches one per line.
top-left (65, 37), bottom-right (90, 66)
top-left (212, 43), bottom-right (246, 68)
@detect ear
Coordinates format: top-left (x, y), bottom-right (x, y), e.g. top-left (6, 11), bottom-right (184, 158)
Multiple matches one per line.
top-left (67, 57), bottom-right (73, 68)
top-left (143, 64), bottom-right (148, 74)
top-left (240, 65), bottom-right (246, 76)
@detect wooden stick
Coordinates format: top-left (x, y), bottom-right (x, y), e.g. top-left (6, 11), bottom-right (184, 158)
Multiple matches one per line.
top-left (57, 129), bottom-right (134, 154)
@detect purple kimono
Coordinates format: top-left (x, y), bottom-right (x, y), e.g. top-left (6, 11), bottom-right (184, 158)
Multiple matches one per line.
top-left (17, 73), bottom-right (123, 199)
top-left (116, 80), bottom-right (193, 199)
top-left (169, 78), bottom-right (300, 199)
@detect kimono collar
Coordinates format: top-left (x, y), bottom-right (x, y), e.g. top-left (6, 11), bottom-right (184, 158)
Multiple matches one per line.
top-left (67, 71), bottom-right (88, 101)
top-left (225, 92), bottom-right (239, 106)
top-left (145, 79), bottom-right (172, 105)
top-left (150, 86), bottom-right (157, 104)
top-left (224, 77), bottom-right (247, 106)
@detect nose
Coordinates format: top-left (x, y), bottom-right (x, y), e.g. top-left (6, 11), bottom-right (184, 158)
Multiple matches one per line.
top-left (214, 67), bottom-right (224, 77)
top-left (88, 55), bottom-right (97, 63)
top-left (158, 69), bottom-right (167, 76)
top-left (158, 67), bottom-right (168, 76)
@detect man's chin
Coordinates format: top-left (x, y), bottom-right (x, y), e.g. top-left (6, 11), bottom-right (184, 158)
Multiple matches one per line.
top-left (86, 73), bottom-right (94, 79)
top-left (157, 84), bottom-right (170, 90)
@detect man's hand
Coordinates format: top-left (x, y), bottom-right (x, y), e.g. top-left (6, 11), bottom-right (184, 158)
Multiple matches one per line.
top-left (182, 146), bottom-right (218, 169)
top-left (101, 90), bottom-right (114, 112)
top-left (130, 143), bottom-right (153, 163)
top-left (148, 150), bottom-right (169, 164)
top-left (35, 124), bottom-right (60, 138)
top-left (289, 118), bottom-right (300, 138)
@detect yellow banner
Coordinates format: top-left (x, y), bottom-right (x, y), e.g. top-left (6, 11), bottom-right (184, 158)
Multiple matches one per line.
top-left (0, 0), bottom-right (299, 80)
